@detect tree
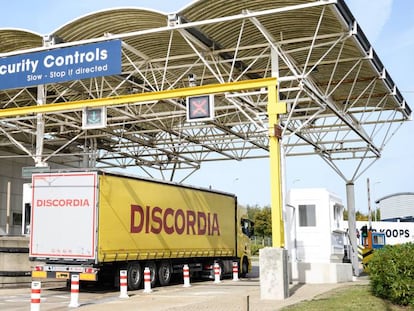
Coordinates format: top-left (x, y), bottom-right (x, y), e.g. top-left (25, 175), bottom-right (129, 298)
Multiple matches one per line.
top-left (367, 209), bottom-right (381, 221)
top-left (356, 211), bottom-right (368, 221)
top-left (343, 208), bottom-right (369, 221)
top-left (253, 206), bottom-right (272, 237)
top-left (246, 204), bottom-right (261, 222)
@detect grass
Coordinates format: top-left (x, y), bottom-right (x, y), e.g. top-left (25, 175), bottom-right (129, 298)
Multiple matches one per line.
top-left (281, 284), bottom-right (414, 311)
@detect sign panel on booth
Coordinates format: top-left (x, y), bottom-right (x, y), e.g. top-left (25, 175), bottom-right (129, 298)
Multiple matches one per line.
top-left (0, 40), bottom-right (122, 90)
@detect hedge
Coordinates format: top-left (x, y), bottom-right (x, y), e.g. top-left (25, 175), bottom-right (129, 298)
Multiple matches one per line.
top-left (369, 243), bottom-right (414, 306)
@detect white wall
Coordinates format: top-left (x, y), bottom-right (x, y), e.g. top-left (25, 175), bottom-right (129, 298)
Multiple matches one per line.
top-left (341, 220), bottom-right (414, 245)
top-left (379, 193), bottom-right (414, 220)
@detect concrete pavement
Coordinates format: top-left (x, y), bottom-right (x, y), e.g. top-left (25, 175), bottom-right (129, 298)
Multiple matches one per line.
top-left (76, 272), bottom-right (369, 311)
top-left (0, 263), bottom-right (370, 310)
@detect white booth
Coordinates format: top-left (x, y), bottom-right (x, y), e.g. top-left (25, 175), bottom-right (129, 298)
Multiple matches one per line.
top-left (286, 188), bottom-right (353, 283)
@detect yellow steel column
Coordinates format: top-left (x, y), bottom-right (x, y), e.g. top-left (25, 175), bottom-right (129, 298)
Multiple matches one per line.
top-left (267, 84), bottom-right (286, 248)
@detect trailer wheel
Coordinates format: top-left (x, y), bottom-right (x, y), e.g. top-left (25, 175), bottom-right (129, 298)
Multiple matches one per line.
top-left (158, 261), bottom-right (172, 286)
top-left (145, 261), bottom-right (158, 287)
top-left (127, 262), bottom-right (143, 290)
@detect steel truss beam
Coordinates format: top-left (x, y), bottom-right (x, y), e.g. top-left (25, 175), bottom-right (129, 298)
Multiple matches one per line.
top-left (0, 0), bottom-right (409, 184)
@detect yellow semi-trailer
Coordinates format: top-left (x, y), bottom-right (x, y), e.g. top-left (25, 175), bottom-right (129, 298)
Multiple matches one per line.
top-left (30, 170), bottom-right (253, 289)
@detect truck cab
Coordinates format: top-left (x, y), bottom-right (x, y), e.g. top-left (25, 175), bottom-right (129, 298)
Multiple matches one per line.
top-left (239, 215), bottom-right (254, 276)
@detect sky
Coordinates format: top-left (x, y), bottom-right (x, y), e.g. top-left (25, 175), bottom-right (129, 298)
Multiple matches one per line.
top-left (1, 0), bottom-right (413, 213)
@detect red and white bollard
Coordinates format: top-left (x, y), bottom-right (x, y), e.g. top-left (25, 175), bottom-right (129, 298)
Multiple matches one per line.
top-left (30, 281), bottom-right (41, 311)
top-left (183, 264), bottom-right (191, 287)
top-left (119, 270), bottom-right (129, 298)
top-left (214, 262), bottom-right (221, 284)
top-left (232, 261), bottom-right (239, 281)
top-left (143, 267), bottom-right (152, 293)
top-left (68, 274), bottom-right (80, 308)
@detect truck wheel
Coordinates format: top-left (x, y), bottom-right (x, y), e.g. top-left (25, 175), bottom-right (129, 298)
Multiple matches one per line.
top-left (145, 261), bottom-right (158, 287)
top-left (158, 261), bottom-right (172, 286)
top-left (241, 257), bottom-right (249, 278)
top-left (127, 262), bottom-right (142, 290)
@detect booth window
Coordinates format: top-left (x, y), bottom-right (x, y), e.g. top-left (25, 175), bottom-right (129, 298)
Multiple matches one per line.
top-left (333, 203), bottom-right (343, 230)
top-left (13, 212), bottom-right (22, 225)
top-left (298, 204), bottom-right (316, 227)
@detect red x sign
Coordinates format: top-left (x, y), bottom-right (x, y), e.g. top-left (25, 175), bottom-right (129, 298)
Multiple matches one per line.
top-left (186, 95), bottom-right (214, 121)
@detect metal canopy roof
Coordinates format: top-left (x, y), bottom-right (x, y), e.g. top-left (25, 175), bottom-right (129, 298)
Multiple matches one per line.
top-left (0, 0), bottom-right (410, 182)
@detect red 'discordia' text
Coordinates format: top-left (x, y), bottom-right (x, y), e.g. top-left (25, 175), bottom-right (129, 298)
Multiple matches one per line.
top-left (130, 204), bottom-right (220, 236)
top-left (36, 199), bottom-right (90, 207)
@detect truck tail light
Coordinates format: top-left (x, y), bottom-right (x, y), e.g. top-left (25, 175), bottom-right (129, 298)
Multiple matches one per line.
top-left (34, 266), bottom-right (44, 271)
top-left (84, 268), bottom-right (94, 273)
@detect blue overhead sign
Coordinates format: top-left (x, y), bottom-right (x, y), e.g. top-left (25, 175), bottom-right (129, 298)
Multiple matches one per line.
top-left (0, 40), bottom-right (122, 91)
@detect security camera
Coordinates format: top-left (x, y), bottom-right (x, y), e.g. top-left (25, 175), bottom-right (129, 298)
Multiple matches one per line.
top-left (188, 74), bottom-right (196, 87)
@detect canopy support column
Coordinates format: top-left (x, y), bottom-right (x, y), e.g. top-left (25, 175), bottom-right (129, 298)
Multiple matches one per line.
top-left (260, 48), bottom-right (289, 300)
top-left (35, 85), bottom-right (46, 168)
top-left (346, 181), bottom-right (360, 276)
